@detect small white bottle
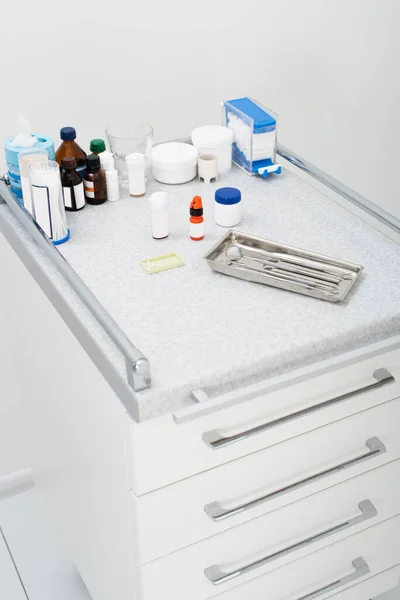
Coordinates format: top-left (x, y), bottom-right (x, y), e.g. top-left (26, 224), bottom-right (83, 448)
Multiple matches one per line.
top-left (126, 153), bottom-right (146, 197)
top-left (100, 152), bottom-right (120, 202)
top-left (149, 192), bottom-right (168, 239)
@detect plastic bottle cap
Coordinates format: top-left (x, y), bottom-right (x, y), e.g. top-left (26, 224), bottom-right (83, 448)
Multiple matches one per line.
top-left (86, 153), bottom-right (101, 171)
top-left (190, 195), bottom-right (203, 216)
top-left (90, 139), bottom-right (106, 153)
top-left (215, 187), bottom-right (241, 205)
top-left (60, 127), bottom-right (77, 141)
top-left (62, 156), bottom-right (77, 170)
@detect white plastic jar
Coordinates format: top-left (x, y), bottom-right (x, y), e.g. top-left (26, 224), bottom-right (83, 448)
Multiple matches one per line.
top-left (191, 126), bottom-right (233, 174)
top-left (214, 187), bottom-right (241, 227)
top-left (151, 142), bottom-right (198, 184)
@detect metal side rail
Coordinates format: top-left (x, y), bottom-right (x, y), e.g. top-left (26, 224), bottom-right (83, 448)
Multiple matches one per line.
top-left (277, 144), bottom-right (400, 235)
top-left (0, 177), bottom-right (151, 397)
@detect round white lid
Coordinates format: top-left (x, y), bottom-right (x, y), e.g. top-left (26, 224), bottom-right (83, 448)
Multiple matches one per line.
top-left (151, 142), bottom-right (198, 170)
top-left (191, 125), bottom-right (233, 147)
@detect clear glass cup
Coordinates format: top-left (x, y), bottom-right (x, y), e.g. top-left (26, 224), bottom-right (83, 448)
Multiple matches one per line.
top-left (106, 123), bottom-right (153, 188)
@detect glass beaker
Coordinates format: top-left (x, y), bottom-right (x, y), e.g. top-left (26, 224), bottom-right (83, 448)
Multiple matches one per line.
top-left (29, 160), bottom-right (69, 244)
top-left (106, 123), bottom-right (153, 188)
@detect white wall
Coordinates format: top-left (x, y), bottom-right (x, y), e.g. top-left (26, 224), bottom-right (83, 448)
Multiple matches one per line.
top-left (1, 0), bottom-right (399, 217)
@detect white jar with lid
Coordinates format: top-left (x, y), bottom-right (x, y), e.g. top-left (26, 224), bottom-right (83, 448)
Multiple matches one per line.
top-left (214, 187), bottom-right (241, 227)
top-left (191, 126), bottom-right (233, 174)
top-left (151, 142), bottom-right (198, 184)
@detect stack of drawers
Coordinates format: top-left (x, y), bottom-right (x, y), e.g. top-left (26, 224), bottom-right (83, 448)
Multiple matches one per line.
top-left (129, 345), bottom-right (400, 600)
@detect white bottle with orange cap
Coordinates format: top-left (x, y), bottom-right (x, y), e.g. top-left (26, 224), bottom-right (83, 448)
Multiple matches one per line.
top-left (190, 196), bottom-right (204, 241)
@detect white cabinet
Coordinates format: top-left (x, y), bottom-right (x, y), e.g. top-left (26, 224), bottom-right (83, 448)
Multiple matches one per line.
top-left (0, 226), bottom-right (138, 600)
top-left (132, 349), bottom-right (400, 494)
top-left (1, 221), bottom-right (399, 600)
top-left (0, 231), bottom-right (27, 477)
top-left (142, 517), bottom-right (400, 600)
top-left (135, 429), bottom-right (400, 562)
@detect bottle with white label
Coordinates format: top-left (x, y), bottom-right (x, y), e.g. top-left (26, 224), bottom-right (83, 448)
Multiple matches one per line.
top-left (100, 152), bottom-right (120, 202)
top-left (190, 195), bottom-right (204, 241)
top-left (61, 157), bottom-right (85, 211)
top-left (84, 154), bottom-right (107, 205)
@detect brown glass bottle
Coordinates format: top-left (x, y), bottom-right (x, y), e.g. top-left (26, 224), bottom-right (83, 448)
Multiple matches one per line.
top-left (84, 154), bottom-right (107, 205)
top-left (61, 157), bottom-right (86, 212)
top-left (55, 127), bottom-right (87, 178)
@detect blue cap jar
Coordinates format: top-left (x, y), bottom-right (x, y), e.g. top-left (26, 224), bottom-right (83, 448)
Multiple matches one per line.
top-left (215, 187), bottom-right (241, 227)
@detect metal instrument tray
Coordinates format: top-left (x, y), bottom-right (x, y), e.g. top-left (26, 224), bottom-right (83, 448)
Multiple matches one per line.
top-left (204, 230), bottom-right (363, 303)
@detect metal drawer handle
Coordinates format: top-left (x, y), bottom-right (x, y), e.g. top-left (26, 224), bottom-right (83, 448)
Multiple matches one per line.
top-left (204, 500), bottom-right (376, 586)
top-left (203, 368), bottom-right (394, 449)
top-left (295, 557), bottom-right (370, 600)
top-left (205, 437), bottom-right (386, 521)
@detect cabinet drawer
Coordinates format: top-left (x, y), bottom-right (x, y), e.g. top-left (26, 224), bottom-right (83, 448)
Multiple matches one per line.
top-left (141, 515), bottom-right (400, 600)
top-left (136, 399), bottom-right (400, 562)
top-left (209, 565), bottom-right (400, 600)
top-left (132, 344), bottom-right (400, 494)
top-left (285, 567), bottom-right (399, 600)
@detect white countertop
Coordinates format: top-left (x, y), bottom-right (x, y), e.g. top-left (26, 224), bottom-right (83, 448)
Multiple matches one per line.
top-left (61, 167), bottom-right (400, 419)
top-left (2, 166), bottom-right (400, 420)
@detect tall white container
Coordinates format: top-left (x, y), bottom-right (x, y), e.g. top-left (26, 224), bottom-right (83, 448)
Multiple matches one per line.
top-left (29, 160), bottom-right (69, 244)
top-left (191, 126), bottom-right (233, 174)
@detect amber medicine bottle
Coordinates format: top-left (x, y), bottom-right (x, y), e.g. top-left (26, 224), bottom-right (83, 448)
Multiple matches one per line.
top-left (84, 154), bottom-right (107, 205)
top-left (55, 127), bottom-right (87, 177)
top-left (61, 157), bottom-right (85, 211)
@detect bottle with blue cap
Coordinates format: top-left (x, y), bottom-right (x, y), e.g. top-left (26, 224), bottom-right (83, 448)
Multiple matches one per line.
top-left (55, 126), bottom-right (87, 177)
top-left (215, 187), bottom-right (241, 227)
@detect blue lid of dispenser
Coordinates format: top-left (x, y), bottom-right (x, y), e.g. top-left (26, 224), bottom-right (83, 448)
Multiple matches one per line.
top-left (226, 97), bottom-right (276, 132)
top-left (5, 134), bottom-right (55, 166)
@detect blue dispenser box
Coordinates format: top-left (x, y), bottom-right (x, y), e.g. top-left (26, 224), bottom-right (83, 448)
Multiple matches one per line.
top-left (223, 97), bottom-right (281, 177)
top-left (4, 134), bottom-right (55, 200)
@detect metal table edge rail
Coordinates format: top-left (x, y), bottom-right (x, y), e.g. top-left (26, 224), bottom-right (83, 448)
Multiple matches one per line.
top-left (0, 177), bottom-right (151, 393)
top-left (277, 143), bottom-right (400, 235)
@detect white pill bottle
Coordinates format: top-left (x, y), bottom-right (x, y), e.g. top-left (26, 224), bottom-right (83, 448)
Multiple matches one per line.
top-left (149, 192), bottom-right (169, 239)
